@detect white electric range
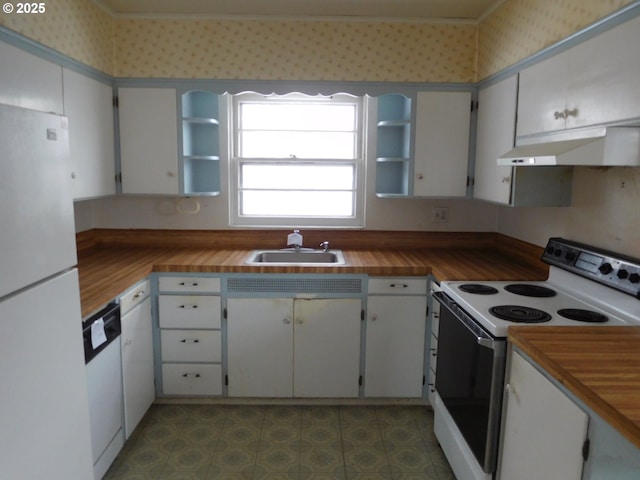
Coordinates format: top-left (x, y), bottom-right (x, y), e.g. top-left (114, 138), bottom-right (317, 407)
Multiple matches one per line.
top-left (432, 237), bottom-right (640, 480)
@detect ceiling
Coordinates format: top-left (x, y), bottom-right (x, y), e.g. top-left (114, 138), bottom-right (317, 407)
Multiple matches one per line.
top-left (94, 0), bottom-right (504, 21)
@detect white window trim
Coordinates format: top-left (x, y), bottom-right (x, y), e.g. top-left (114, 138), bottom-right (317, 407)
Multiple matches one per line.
top-left (228, 92), bottom-right (366, 228)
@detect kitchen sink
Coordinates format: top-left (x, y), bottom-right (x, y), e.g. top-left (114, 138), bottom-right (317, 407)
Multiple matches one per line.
top-left (245, 249), bottom-right (346, 265)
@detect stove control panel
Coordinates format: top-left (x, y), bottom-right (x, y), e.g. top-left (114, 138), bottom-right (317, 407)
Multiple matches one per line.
top-left (543, 238), bottom-right (640, 299)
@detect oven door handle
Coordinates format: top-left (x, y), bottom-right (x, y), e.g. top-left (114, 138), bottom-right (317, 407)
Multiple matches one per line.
top-left (433, 291), bottom-right (500, 351)
top-left (477, 336), bottom-right (495, 349)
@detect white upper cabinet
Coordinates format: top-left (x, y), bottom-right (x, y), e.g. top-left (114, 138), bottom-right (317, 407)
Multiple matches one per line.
top-left (118, 87), bottom-right (179, 195)
top-left (473, 76), bottom-right (518, 205)
top-left (517, 15), bottom-right (640, 138)
top-left (413, 91), bottom-right (471, 197)
top-left (474, 75), bottom-right (573, 207)
top-left (566, 15), bottom-right (640, 130)
top-left (0, 42), bottom-right (63, 114)
top-left (63, 68), bottom-right (115, 200)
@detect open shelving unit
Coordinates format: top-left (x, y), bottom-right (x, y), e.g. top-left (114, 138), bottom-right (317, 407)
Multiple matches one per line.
top-left (181, 90), bottom-right (221, 195)
top-left (375, 94), bottom-right (412, 196)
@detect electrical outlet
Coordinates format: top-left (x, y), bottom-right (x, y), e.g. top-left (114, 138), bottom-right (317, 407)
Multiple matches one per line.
top-left (432, 207), bottom-right (449, 223)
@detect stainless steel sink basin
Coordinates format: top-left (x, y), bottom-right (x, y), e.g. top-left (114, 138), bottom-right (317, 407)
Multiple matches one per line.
top-left (245, 249), bottom-right (346, 265)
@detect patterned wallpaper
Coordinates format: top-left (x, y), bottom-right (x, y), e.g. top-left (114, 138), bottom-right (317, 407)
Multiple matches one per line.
top-left (0, 0), bottom-right (114, 74)
top-left (114, 19), bottom-right (476, 82)
top-left (478, 0), bottom-right (636, 79)
top-left (0, 0), bottom-right (635, 81)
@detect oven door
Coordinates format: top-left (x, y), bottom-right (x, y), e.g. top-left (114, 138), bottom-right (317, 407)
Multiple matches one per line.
top-left (433, 291), bottom-right (506, 474)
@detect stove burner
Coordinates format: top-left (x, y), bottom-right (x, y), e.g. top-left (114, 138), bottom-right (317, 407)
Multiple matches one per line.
top-left (489, 305), bottom-right (552, 323)
top-left (504, 284), bottom-right (557, 298)
top-left (557, 308), bottom-right (608, 323)
top-left (459, 284), bottom-right (499, 295)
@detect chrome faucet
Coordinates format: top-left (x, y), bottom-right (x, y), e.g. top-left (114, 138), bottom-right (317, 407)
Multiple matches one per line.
top-left (320, 241), bottom-right (330, 252)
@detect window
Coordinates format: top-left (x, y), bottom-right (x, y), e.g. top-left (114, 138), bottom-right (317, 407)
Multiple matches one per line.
top-left (229, 92), bottom-right (365, 227)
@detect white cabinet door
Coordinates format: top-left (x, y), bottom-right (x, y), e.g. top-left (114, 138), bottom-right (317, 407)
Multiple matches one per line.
top-left (365, 295), bottom-right (426, 397)
top-left (413, 91), bottom-right (471, 197)
top-left (473, 76), bottom-right (517, 205)
top-left (121, 296), bottom-right (154, 439)
top-left (293, 298), bottom-right (362, 398)
top-left (516, 52), bottom-right (568, 137)
top-left (0, 42), bottom-right (63, 114)
top-left (227, 298), bottom-right (294, 397)
top-left (498, 351), bottom-right (588, 480)
top-left (567, 15), bottom-right (640, 130)
top-left (63, 68), bottom-right (115, 200)
top-left (227, 297), bottom-right (361, 398)
top-left (118, 87), bottom-right (179, 195)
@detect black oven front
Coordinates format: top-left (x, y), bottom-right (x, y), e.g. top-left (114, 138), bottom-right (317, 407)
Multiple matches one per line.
top-left (433, 291), bottom-right (507, 474)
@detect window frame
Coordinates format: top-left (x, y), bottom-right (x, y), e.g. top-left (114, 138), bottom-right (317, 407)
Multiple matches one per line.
top-left (228, 92), bottom-right (366, 228)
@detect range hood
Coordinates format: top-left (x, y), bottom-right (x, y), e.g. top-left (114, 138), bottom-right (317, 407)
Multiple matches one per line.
top-left (498, 127), bottom-right (640, 166)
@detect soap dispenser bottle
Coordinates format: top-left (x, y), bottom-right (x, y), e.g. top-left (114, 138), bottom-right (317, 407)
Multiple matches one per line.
top-left (287, 230), bottom-right (303, 250)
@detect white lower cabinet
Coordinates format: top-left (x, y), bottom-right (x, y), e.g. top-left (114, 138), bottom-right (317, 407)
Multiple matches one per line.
top-left (365, 278), bottom-right (427, 397)
top-left (158, 276), bottom-right (222, 396)
top-left (498, 350), bottom-right (589, 480)
top-left (227, 297), bottom-right (362, 398)
top-left (120, 284), bottom-right (154, 439)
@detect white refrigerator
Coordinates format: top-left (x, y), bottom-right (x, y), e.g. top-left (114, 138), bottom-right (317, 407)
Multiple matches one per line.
top-left (0, 104), bottom-right (94, 479)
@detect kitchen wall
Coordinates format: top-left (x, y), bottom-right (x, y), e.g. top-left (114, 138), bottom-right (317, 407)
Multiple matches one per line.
top-left (497, 168), bottom-right (640, 258)
top-left (114, 18), bottom-right (476, 82)
top-left (3, 0), bottom-right (638, 252)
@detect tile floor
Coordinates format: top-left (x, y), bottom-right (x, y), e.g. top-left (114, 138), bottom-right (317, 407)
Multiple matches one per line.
top-left (105, 404), bottom-right (456, 480)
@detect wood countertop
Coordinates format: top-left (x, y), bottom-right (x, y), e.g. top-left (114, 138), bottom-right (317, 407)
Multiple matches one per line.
top-left (76, 229), bottom-right (548, 317)
top-left (509, 326), bottom-right (640, 450)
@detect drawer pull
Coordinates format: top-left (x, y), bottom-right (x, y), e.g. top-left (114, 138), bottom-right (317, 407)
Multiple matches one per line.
top-left (182, 373), bottom-right (201, 378)
top-left (179, 304), bottom-right (199, 309)
top-left (133, 289), bottom-right (145, 299)
top-left (179, 282), bottom-right (199, 287)
top-left (180, 338), bottom-right (200, 343)
top-left (389, 283), bottom-right (408, 288)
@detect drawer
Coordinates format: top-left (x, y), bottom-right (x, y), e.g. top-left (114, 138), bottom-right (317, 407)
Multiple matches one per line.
top-left (158, 276), bottom-right (220, 293)
top-left (368, 278), bottom-right (427, 295)
top-left (120, 279), bottom-right (151, 315)
top-left (429, 334), bottom-right (438, 373)
top-left (162, 363), bottom-right (222, 396)
top-left (161, 330), bottom-right (221, 363)
top-left (159, 295), bottom-right (221, 329)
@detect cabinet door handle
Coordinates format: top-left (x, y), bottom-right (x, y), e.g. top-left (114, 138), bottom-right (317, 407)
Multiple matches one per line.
top-left (295, 317), bottom-right (303, 325)
top-left (179, 304), bottom-right (199, 309)
top-left (565, 107), bottom-right (578, 118)
top-left (283, 317), bottom-right (291, 325)
top-left (389, 283), bottom-right (408, 288)
top-left (133, 289), bottom-right (145, 299)
top-left (182, 373), bottom-right (201, 378)
top-left (554, 110), bottom-right (566, 119)
top-left (180, 338), bottom-right (200, 343)
top-left (179, 282), bottom-right (199, 287)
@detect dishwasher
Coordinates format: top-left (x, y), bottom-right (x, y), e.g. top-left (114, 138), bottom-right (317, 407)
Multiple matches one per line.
top-left (82, 303), bottom-right (124, 480)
